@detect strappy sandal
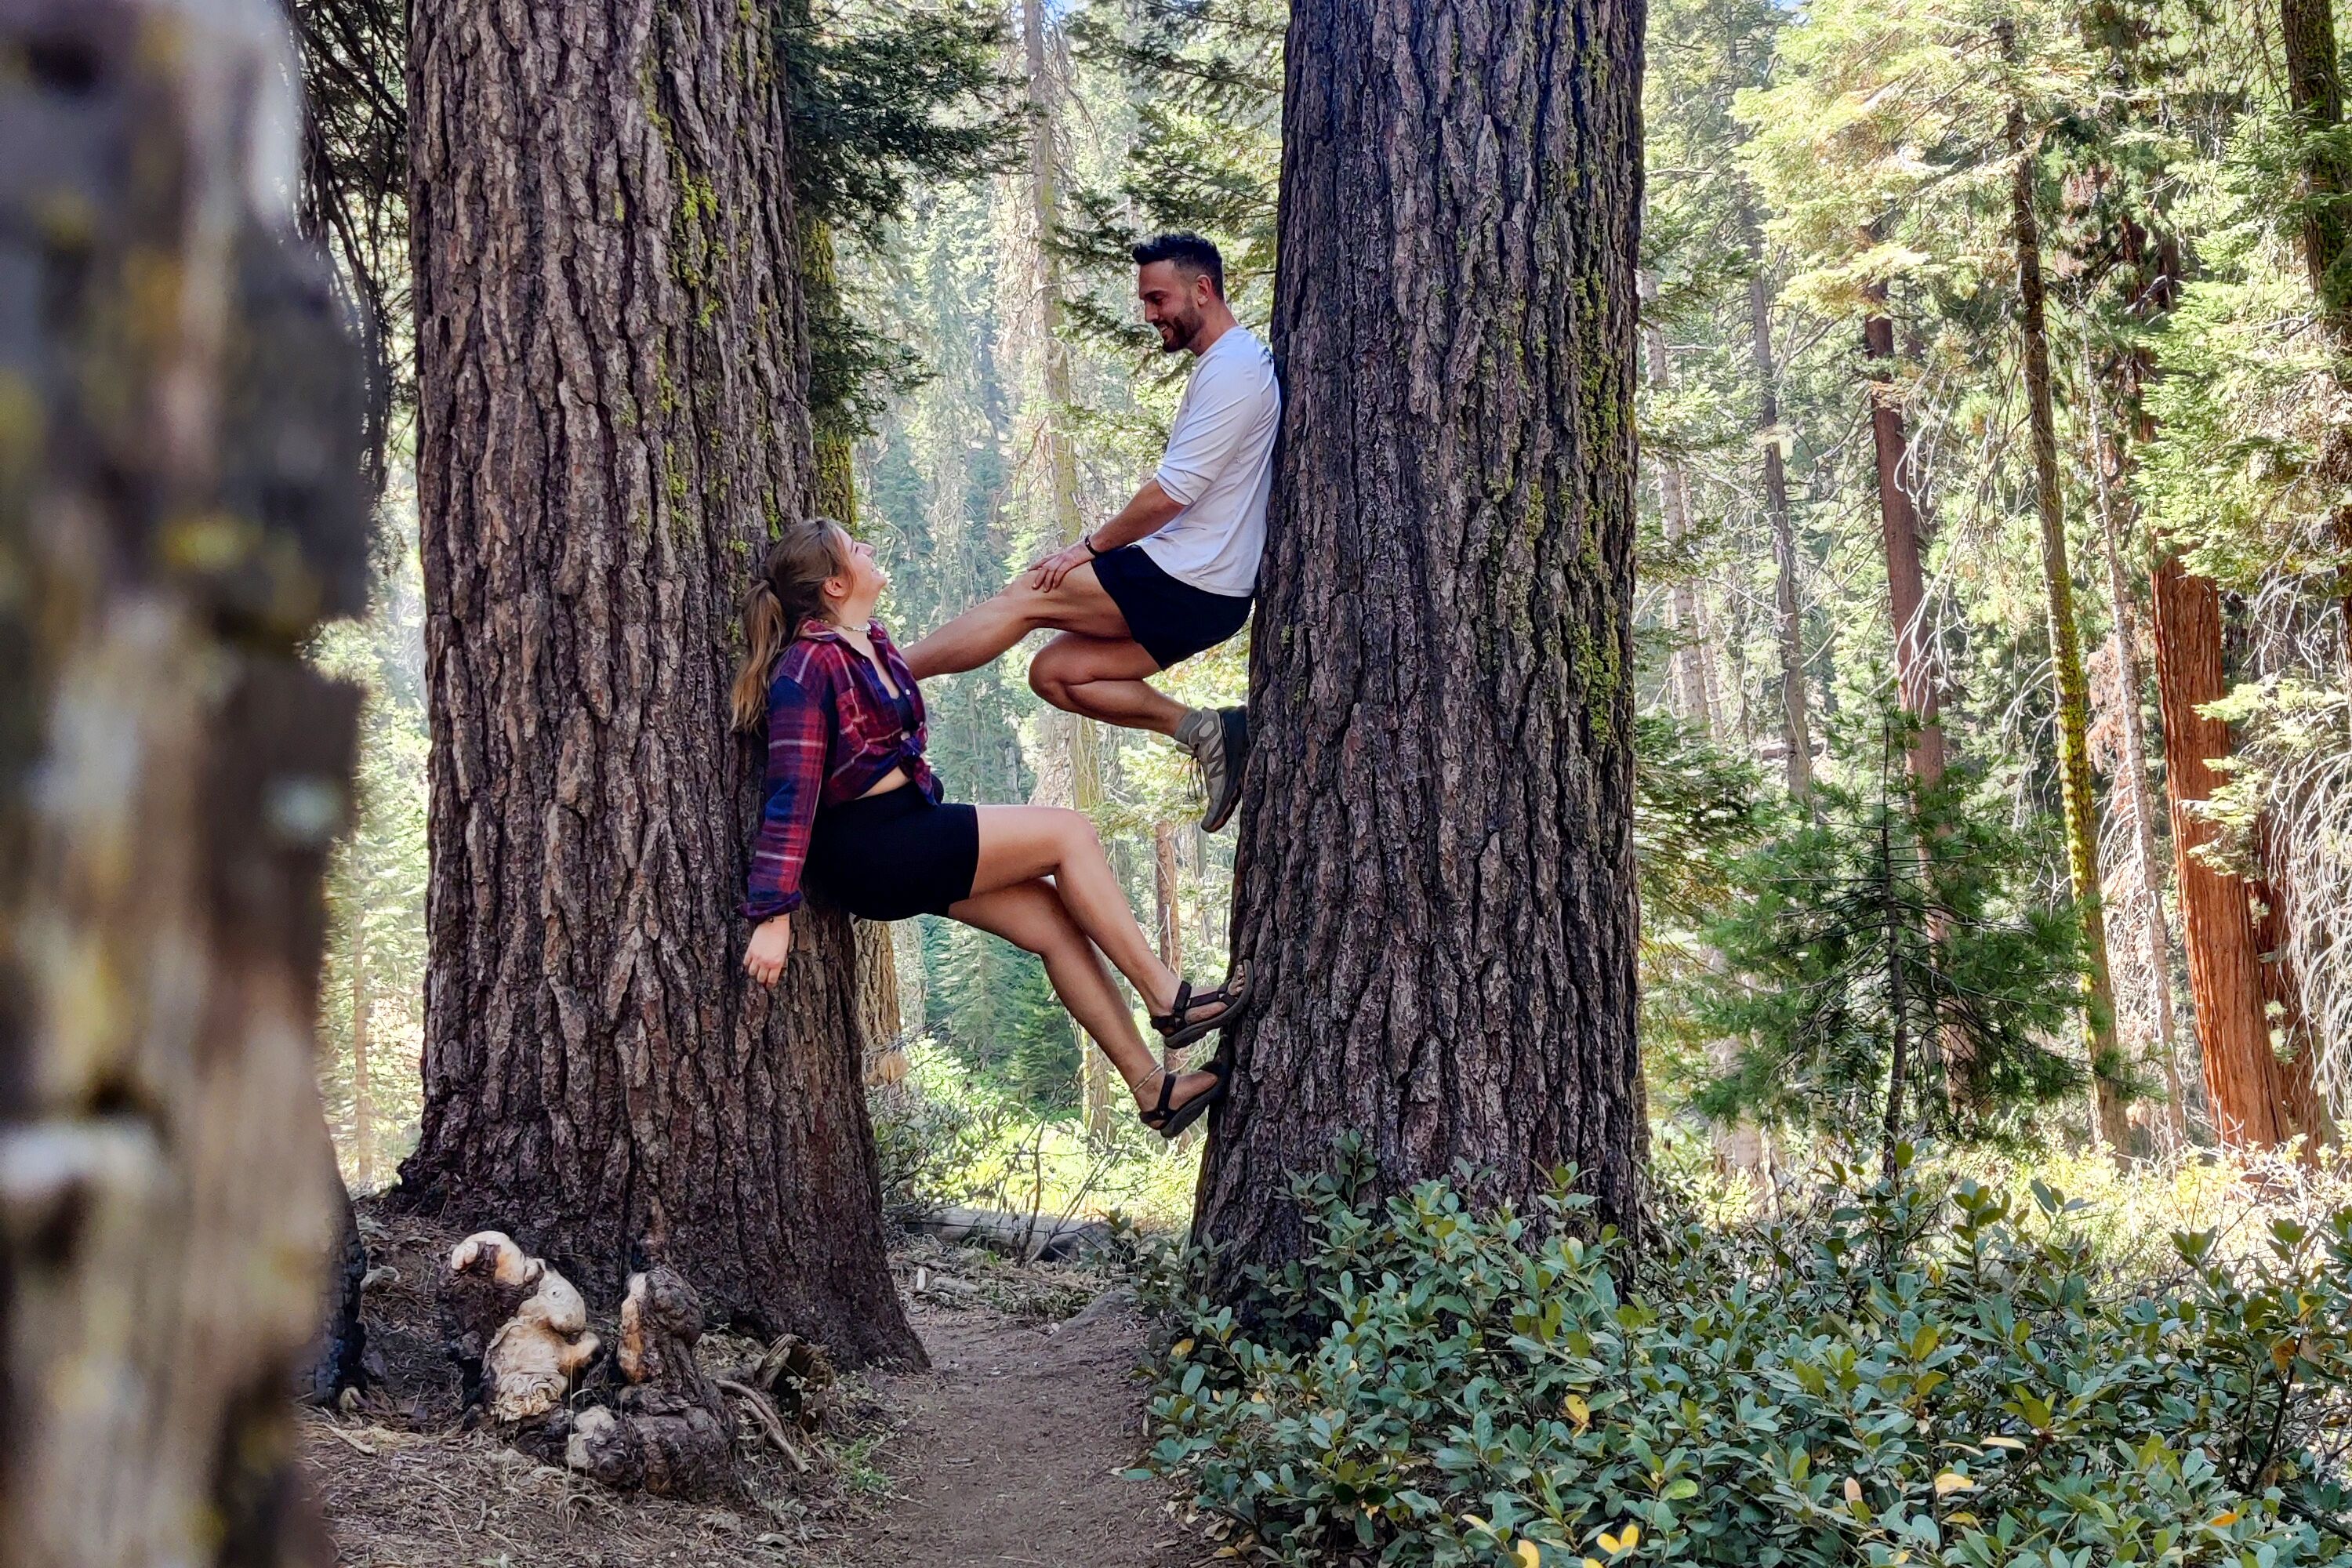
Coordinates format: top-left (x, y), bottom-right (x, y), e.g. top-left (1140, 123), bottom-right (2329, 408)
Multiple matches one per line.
top-left (1138, 1060), bottom-right (1229, 1141)
top-left (1152, 964), bottom-right (1253, 1051)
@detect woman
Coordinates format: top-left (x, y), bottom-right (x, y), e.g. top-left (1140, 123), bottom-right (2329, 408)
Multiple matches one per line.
top-left (733, 517), bottom-right (1243, 1137)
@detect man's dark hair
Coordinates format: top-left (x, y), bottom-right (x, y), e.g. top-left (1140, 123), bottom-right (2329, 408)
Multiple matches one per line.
top-left (1131, 232), bottom-right (1225, 297)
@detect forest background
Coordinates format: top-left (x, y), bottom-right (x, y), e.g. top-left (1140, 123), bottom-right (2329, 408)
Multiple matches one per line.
top-left (310, 0), bottom-right (2352, 1208)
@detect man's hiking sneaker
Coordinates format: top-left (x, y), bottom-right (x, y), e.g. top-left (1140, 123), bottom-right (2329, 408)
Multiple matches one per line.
top-left (1200, 706), bottom-right (1250, 832)
top-left (1174, 707), bottom-right (1223, 824)
top-left (1174, 705), bottom-right (1247, 833)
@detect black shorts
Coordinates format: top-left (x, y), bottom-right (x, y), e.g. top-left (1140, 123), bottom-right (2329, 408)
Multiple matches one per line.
top-left (1091, 544), bottom-right (1254, 670)
top-left (806, 786), bottom-right (979, 921)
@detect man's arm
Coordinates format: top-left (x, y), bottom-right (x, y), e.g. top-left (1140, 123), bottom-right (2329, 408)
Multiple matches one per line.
top-left (1029, 478), bottom-right (1184, 590)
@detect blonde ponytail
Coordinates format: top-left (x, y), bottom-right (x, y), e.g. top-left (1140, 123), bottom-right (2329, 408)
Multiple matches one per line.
top-left (730, 517), bottom-right (848, 731)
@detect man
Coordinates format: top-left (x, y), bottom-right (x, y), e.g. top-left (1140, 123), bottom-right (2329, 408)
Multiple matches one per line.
top-left (904, 232), bottom-right (1278, 831)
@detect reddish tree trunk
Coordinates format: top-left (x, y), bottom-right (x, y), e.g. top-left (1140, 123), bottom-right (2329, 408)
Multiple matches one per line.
top-left (395, 0), bottom-right (918, 1365)
top-left (2151, 551), bottom-right (2286, 1147)
top-left (1198, 0), bottom-right (1649, 1280)
top-left (1861, 288), bottom-right (1945, 787)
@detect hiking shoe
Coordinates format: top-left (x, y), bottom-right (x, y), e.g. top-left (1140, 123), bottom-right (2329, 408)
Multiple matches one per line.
top-left (1200, 706), bottom-right (1250, 832)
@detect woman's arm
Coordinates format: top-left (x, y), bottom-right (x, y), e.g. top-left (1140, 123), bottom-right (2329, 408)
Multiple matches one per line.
top-left (741, 673), bottom-right (829, 927)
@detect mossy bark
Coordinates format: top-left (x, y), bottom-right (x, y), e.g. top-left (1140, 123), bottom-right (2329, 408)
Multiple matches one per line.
top-left (2008, 96), bottom-right (2130, 1156)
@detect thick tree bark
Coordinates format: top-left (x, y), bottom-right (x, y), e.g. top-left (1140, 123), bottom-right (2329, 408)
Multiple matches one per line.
top-left (2009, 96), bottom-right (2131, 1155)
top-left (396, 0), bottom-right (919, 1365)
top-left (1749, 248), bottom-right (1813, 797)
top-left (1197, 0), bottom-right (1649, 1278)
top-left (1860, 285), bottom-right (1945, 787)
top-left (0, 0), bottom-right (369, 1557)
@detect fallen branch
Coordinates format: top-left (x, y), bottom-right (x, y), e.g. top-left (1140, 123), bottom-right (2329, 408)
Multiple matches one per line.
top-left (717, 1377), bottom-right (810, 1472)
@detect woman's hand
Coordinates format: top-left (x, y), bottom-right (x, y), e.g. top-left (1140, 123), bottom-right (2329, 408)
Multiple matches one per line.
top-left (743, 915), bottom-right (793, 987)
top-left (1025, 539), bottom-right (1094, 593)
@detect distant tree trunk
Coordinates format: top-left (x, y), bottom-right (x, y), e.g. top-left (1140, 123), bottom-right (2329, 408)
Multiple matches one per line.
top-left (2082, 368), bottom-right (2185, 1149)
top-left (2009, 91), bottom-right (2131, 1155)
top-left (351, 915), bottom-right (376, 1188)
top-left (1748, 240), bottom-right (1813, 797)
top-left (799, 219), bottom-right (908, 1067)
top-left (1, 0), bottom-right (369, 1555)
top-left (1021, 0), bottom-right (1114, 1140)
top-left (1640, 278), bottom-right (1716, 731)
top-left (1198, 0), bottom-right (1648, 1279)
top-left (396, 0), bottom-right (919, 1366)
top-left (1860, 284), bottom-right (1946, 787)
top-left (2281, 0), bottom-right (2352, 659)
top-left (1154, 819), bottom-right (1185, 977)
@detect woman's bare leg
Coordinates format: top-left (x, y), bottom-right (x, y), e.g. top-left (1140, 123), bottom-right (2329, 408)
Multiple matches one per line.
top-left (965, 804), bottom-right (1238, 1027)
top-left (948, 881), bottom-right (1220, 1113)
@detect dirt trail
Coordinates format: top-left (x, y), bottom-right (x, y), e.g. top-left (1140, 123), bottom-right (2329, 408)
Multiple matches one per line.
top-left (846, 1295), bottom-right (1202, 1567)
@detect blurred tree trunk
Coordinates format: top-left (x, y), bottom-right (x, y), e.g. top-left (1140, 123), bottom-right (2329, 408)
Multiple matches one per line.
top-left (0, 0), bottom-right (371, 1556)
top-left (1199, 0), bottom-right (1648, 1280)
top-left (394, 0), bottom-right (919, 1366)
top-left (2008, 88), bottom-right (2130, 1156)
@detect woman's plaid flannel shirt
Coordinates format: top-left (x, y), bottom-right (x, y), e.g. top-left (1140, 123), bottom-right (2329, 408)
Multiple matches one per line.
top-left (741, 620), bottom-right (939, 921)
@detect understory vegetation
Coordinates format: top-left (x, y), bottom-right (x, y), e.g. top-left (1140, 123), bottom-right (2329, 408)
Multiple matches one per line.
top-left (1134, 1141), bottom-right (2352, 1566)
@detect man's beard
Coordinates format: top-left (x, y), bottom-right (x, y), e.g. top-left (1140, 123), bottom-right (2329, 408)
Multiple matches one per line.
top-left (1158, 305), bottom-right (1203, 352)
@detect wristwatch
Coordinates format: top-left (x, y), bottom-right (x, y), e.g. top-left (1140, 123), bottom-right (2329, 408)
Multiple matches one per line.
top-left (1081, 534), bottom-right (1102, 557)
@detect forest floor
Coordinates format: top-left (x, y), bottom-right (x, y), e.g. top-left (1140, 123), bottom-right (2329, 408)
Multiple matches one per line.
top-left (301, 1203), bottom-right (1207, 1567)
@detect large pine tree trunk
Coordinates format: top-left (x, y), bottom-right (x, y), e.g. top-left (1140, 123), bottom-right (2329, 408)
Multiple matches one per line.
top-left (2009, 93), bottom-right (2131, 1155)
top-left (1196, 0), bottom-right (1648, 1278)
top-left (396, 0), bottom-right (919, 1366)
top-left (1, 0), bottom-right (368, 1554)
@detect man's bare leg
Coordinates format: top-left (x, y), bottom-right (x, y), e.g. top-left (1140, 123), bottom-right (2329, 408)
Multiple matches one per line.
top-left (902, 562), bottom-right (1133, 681)
top-left (1029, 633), bottom-right (1189, 736)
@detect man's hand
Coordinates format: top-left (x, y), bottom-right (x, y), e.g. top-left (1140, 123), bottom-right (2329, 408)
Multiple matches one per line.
top-left (743, 914), bottom-right (793, 988)
top-left (1025, 539), bottom-right (1094, 593)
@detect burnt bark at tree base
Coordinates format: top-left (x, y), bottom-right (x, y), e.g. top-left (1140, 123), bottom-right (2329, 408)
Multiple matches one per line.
top-left (1196, 0), bottom-right (1649, 1284)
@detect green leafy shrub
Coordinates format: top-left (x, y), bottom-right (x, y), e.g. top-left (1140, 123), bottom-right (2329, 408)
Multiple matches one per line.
top-left (1137, 1142), bottom-right (2352, 1566)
